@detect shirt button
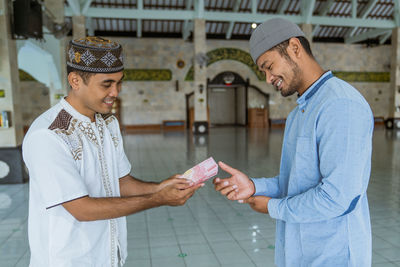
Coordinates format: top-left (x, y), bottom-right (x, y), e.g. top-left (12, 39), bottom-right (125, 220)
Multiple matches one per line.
top-left (301, 109), bottom-right (305, 113)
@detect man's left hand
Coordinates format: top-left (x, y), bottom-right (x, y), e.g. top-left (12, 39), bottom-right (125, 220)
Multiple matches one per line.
top-left (241, 196), bottom-right (271, 214)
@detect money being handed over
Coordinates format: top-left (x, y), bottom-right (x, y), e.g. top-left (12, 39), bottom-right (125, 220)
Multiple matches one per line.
top-left (182, 157), bottom-right (218, 184)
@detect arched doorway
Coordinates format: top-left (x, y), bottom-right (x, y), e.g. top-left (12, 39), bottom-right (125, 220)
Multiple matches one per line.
top-left (207, 71), bottom-right (248, 126)
top-left (185, 71), bottom-right (270, 129)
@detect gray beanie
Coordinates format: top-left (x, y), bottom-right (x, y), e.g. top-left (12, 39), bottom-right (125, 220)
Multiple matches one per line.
top-left (249, 18), bottom-right (305, 64)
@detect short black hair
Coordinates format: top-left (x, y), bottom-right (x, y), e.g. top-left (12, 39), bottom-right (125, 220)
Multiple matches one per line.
top-left (271, 36), bottom-right (314, 60)
top-left (66, 66), bottom-right (95, 85)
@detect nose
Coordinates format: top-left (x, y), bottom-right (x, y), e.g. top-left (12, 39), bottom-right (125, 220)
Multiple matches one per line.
top-left (109, 85), bottom-right (119, 97)
top-left (265, 70), bottom-right (274, 85)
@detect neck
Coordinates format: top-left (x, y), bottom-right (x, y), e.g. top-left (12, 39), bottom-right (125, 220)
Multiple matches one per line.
top-left (297, 60), bottom-right (325, 96)
top-left (65, 94), bottom-right (96, 122)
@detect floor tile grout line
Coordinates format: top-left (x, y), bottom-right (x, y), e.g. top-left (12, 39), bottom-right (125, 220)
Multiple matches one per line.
top-left (197, 192), bottom-right (258, 266)
top-left (144, 210), bottom-right (153, 267)
top-left (166, 207), bottom-right (188, 267)
top-left (185, 201), bottom-right (224, 266)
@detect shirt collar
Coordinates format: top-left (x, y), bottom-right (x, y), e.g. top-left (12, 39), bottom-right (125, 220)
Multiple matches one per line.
top-left (60, 97), bottom-right (93, 123)
top-left (297, 71), bottom-right (333, 105)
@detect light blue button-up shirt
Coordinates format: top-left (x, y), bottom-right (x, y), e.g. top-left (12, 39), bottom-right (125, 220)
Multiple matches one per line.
top-left (252, 71), bottom-right (374, 267)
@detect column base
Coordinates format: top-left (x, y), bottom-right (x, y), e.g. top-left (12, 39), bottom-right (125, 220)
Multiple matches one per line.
top-left (0, 146), bottom-right (27, 184)
top-left (192, 121), bottom-right (209, 134)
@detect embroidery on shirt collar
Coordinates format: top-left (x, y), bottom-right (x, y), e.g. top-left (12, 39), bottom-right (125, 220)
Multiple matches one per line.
top-left (49, 109), bottom-right (83, 161)
top-left (101, 114), bottom-right (120, 148)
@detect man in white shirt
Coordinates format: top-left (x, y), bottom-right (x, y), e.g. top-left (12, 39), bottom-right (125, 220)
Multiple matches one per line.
top-left (22, 37), bottom-right (202, 267)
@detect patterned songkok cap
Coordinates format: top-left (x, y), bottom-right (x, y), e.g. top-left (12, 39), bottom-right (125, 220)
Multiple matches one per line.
top-left (67, 36), bottom-right (124, 73)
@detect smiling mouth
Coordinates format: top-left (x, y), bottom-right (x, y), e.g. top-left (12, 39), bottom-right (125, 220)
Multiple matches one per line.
top-left (104, 99), bottom-right (114, 106)
top-left (273, 79), bottom-right (283, 90)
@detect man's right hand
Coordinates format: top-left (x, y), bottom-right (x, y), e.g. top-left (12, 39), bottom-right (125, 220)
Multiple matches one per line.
top-left (156, 177), bottom-right (203, 206)
top-left (213, 161), bottom-right (255, 201)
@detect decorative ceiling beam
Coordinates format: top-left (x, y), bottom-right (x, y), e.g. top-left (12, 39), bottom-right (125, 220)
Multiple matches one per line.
top-left (347, 0), bottom-right (379, 37)
top-left (302, 0), bottom-right (316, 24)
top-left (195, 0), bottom-right (204, 19)
top-left (182, 0), bottom-right (193, 40)
top-left (65, 7), bottom-right (397, 29)
top-left (183, 21), bottom-right (193, 40)
top-left (81, 0), bottom-right (94, 15)
top-left (379, 30), bottom-right (392, 44)
top-left (312, 0), bottom-right (335, 36)
top-left (67, 0), bottom-right (93, 15)
top-left (345, 28), bottom-right (391, 43)
top-left (351, 0), bottom-right (357, 18)
top-left (277, 0), bottom-right (290, 14)
top-left (137, 19), bottom-right (142, 37)
top-left (137, 0), bottom-right (143, 37)
top-left (319, 0), bottom-right (335, 16)
top-left (394, 0), bottom-right (400, 26)
top-left (226, 0), bottom-right (241, 39)
top-left (86, 17), bottom-right (94, 35)
top-left (251, 0), bottom-right (257, 14)
top-left (66, 0), bottom-right (81, 15)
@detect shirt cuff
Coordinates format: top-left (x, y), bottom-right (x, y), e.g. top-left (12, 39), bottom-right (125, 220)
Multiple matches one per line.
top-left (251, 178), bottom-right (266, 196)
top-left (268, 198), bottom-right (281, 220)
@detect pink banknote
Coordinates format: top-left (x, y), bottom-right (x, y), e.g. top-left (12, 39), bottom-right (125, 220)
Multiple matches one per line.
top-left (182, 157), bottom-right (218, 184)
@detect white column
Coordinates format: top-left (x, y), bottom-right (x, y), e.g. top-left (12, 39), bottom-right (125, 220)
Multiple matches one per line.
top-left (45, 0), bottom-right (68, 106)
top-left (73, 15), bottom-right (86, 40)
top-left (0, 0), bottom-right (24, 147)
top-left (193, 19), bottom-right (208, 134)
top-left (390, 28), bottom-right (400, 119)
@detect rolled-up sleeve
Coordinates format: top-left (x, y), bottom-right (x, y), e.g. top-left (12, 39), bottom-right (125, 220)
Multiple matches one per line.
top-left (268, 99), bottom-right (373, 223)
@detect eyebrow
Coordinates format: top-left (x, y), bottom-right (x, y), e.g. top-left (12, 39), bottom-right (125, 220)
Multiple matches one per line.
top-left (102, 75), bottom-right (124, 84)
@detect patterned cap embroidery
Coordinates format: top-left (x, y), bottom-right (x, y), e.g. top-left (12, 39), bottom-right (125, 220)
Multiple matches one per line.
top-left (101, 52), bottom-right (117, 67)
top-left (81, 50), bottom-right (96, 66)
top-left (66, 36), bottom-right (124, 73)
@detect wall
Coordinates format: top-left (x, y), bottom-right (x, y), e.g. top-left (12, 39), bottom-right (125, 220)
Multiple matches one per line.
top-left (20, 81), bottom-right (50, 127)
top-left (20, 38), bottom-right (392, 127)
top-left (113, 37), bottom-right (391, 125)
top-left (313, 43), bottom-right (391, 118)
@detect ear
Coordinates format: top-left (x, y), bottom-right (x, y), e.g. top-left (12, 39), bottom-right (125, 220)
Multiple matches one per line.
top-left (67, 72), bottom-right (82, 91)
top-left (287, 37), bottom-right (302, 59)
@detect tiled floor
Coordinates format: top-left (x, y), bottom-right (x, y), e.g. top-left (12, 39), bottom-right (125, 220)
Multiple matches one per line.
top-left (0, 126), bottom-right (399, 266)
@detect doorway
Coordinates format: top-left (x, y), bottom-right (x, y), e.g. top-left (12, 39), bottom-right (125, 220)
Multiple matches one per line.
top-left (207, 72), bottom-right (247, 126)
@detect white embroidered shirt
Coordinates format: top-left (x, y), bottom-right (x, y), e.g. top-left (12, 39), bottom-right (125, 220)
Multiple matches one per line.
top-left (23, 98), bottom-right (131, 267)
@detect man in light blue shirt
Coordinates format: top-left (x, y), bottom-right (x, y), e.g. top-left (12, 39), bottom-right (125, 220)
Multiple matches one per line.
top-left (214, 18), bottom-right (374, 266)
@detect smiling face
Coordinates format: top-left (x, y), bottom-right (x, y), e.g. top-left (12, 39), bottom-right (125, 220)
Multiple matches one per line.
top-left (67, 71), bottom-right (124, 121)
top-left (256, 40), bottom-right (304, 97)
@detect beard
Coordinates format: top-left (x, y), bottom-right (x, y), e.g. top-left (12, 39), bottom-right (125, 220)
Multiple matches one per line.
top-left (280, 59), bottom-right (303, 97)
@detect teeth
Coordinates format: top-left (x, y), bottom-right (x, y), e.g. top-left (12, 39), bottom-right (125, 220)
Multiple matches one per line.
top-left (276, 79), bottom-right (282, 87)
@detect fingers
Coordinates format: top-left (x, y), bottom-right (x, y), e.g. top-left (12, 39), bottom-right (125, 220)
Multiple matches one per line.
top-left (226, 189), bottom-right (238, 200)
top-left (178, 183), bottom-right (203, 204)
top-left (174, 181), bottom-right (195, 190)
top-left (218, 161), bottom-right (238, 175)
top-left (220, 184), bottom-right (238, 197)
top-left (212, 177), bottom-right (220, 184)
top-left (213, 178), bottom-right (232, 192)
top-left (169, 178), bottom-right (194, 186)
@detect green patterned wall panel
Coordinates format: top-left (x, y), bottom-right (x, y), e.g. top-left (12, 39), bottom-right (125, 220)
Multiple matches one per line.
top-left (332, 71), bottom-right (390, 82)
top-left (185, 48), bottom-right (264, 81)
top-left (124, 69), bottom-right (172, 81)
